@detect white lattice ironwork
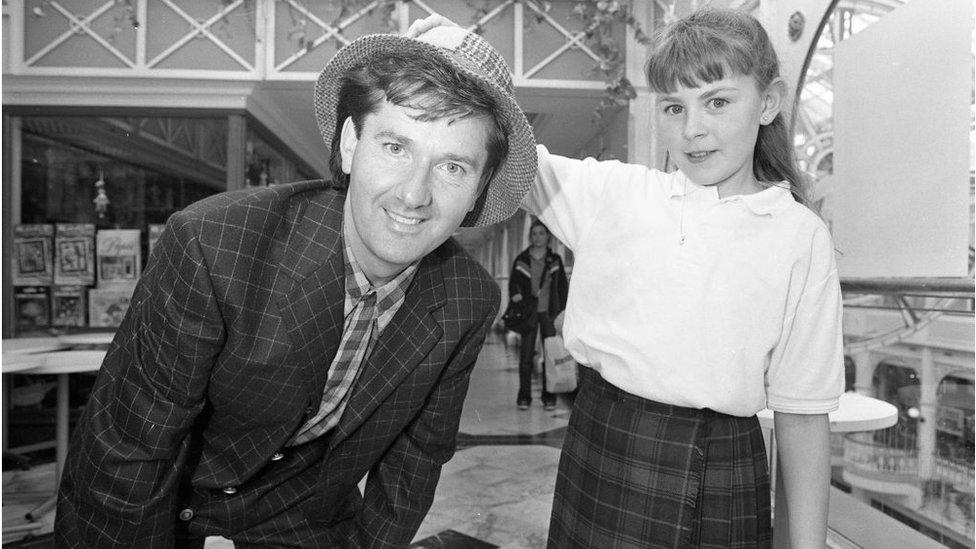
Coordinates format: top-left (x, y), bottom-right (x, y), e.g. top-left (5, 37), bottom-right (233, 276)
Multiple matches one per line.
top-left (270, 0), bottom-right (381, 74)
top-left (24, 1), bottom-right (135, 68)
top-left (148, 0), bottom-right (254, 72)
top-left (520, 1), bottom-right (601, 79)
top-left (9, 0), bottom-right (613, 90)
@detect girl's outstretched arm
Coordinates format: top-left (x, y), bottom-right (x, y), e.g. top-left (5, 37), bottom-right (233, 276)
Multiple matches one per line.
top-left (774, 411), bottom-right (831, 549)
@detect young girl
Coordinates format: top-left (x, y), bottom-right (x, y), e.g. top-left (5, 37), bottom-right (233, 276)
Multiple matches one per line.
top-left (410, 8), bottom-right (843, 548)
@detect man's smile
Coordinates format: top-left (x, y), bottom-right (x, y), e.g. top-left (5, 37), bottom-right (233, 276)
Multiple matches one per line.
top-left (384, 208), bottom-right (425, 226)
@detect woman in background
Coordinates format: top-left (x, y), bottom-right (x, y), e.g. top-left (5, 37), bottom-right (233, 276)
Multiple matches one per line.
top-left (508, 219), bottom-right (568, 411)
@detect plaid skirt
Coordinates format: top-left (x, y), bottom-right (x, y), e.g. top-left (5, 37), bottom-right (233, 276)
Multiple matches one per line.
top-left (548, 367), bottom-right (771, 548)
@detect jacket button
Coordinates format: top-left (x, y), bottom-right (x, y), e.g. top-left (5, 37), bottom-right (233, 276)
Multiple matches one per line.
top-left (222, 486), bottom-right (238, 495)
top-left (271, 452), bottom-right (285, 462)
top-left (178, 508), bottom-right (194, 521)
top-left (304, 405), bottom-right (315, 415)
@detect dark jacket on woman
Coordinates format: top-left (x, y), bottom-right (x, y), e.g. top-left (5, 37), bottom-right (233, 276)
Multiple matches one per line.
top-left (508, 247), bottom-right (568, 321)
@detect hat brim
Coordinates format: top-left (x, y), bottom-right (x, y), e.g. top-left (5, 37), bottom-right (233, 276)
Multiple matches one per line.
top-left (313, 33), bottom-right (536, 227)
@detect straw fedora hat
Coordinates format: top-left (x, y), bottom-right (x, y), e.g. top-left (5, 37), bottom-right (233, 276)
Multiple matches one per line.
top-left (313, 26), bottom-right (537, 227)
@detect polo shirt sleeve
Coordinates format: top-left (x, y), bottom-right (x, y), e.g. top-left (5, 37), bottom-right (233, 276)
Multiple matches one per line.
top-left (522, 144), bottom-right (610, 251)
top-left (765, 225), bottom-right (845, 414)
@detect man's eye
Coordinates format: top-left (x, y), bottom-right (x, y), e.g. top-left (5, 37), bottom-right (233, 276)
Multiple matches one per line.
top-left (709, 98), bottom-right (728, 109)
top-left (442, 163), bottom-right (465, 176)
top-left (663, 104), bottom-right (683, 115)
top-left (385, 143), bottom-right (404, 155)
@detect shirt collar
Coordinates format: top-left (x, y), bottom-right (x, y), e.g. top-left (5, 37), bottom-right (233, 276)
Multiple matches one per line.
top-left (343, 244), bottom-right (418, 302)
top-left (669, 171), bottom-right (794, 215)
top-left (341, 219), bottom-right (419, 328)
top-left (732, 184), bottom-right (794, 215)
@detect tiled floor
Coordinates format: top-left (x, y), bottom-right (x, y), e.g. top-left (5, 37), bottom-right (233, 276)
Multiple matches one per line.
top-left (2, 330), bottom-right (570, 548)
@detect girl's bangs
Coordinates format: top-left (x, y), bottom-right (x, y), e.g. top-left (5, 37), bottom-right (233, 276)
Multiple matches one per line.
top-left (645, 32), bottom-right (753, 94)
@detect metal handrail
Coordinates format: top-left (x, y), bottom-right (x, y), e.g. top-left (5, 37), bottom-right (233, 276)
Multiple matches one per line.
top-left (841, 277), bottom-right (974, 296)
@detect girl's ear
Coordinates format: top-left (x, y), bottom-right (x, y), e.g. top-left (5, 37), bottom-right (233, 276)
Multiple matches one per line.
top-left (760, 77), bottom-right (787, 125)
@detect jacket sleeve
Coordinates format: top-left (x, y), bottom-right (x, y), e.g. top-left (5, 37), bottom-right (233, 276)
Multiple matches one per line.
top-left (508, 256), bottom-right (521, 299)
top-left (508, 252), bottom-right (530, 300)
top-left (55, 211), bottom-right (226, 548)
top-left (354, 294), bottom-right (498, 547)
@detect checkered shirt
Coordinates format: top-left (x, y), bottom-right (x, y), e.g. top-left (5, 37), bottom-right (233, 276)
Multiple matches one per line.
top-left (288, 242), bottom-right (418, 446)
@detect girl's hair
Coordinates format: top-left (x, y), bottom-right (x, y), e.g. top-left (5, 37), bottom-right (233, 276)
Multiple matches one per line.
top-left (644, 8), bottom-right (808, 206)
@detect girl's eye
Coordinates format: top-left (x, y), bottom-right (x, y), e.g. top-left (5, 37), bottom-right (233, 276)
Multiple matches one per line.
top-left (385, 143), bottom-right (404, 155)
top-left (663, 104), bottom-right (683, 115)
top-left (709, 98), bottom-right (728, 109)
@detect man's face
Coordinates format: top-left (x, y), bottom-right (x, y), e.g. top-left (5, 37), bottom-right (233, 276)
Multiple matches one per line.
top-left (340, 100), bottom-right (491, 284)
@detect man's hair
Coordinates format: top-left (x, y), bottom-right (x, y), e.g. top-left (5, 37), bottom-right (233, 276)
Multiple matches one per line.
top-left (329, 50), bottom-right (508, 191)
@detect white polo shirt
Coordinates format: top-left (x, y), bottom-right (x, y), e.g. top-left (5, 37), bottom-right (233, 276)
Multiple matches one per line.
top-left (526, 146), bottom-right (844, 417)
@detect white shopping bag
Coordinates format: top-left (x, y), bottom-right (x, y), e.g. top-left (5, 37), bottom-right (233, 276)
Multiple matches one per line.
top-left (544, 335), bottom-right (578, 393)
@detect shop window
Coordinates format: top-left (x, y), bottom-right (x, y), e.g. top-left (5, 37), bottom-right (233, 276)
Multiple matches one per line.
top-left (12, 115), bottom-right (225, 335)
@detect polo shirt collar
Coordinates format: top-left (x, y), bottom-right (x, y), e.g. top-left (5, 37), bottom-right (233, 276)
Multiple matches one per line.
top-left (733, 184), bottom-right (794, 215)
top-left (669, 172), bottom-right (794, 215)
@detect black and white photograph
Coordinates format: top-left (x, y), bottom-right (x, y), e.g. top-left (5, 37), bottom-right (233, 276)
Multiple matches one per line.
top-left (1, 1), bottom-right (972, 548)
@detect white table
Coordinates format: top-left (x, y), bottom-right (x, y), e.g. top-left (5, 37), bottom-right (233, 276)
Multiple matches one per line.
top-left (757, 392), bottom-right (898, 548)
top-left (2, 337), bottom-right (68, 355)
top-left (56, 332), bottom-right (115, 346)
top-left (9, 350), bottom-right (107, 521)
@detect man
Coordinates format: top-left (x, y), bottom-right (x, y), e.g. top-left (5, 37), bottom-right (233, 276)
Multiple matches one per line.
top-left (55, 25), bottom-right (535, 548)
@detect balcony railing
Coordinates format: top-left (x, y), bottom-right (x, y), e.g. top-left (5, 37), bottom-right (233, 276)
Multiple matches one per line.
top-left (934, 455), bottom-right (976, 491)
top-left (843, 432), bottom-right (919, 481)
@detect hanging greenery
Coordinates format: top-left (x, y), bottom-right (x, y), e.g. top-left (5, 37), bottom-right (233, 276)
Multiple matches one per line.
top-left (469, 0), bottom-right (651, 120)
top-left (568, 1), bottom-right (650, 120)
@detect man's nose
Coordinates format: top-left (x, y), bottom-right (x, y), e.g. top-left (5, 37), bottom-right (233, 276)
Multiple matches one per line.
top-left (396, 163), bottom-right (433, 208)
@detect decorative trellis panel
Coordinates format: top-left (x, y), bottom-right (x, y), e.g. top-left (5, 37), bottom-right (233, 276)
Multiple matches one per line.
top-left (10, 0), bottom-right (619, 89)
top-left (16, 0), bottom-right (261, 77)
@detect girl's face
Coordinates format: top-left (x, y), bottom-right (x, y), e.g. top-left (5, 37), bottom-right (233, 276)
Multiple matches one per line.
top-left (530, 225), bottom-right (549, 248)
top-left (655, 73), bottom-right (781, 197)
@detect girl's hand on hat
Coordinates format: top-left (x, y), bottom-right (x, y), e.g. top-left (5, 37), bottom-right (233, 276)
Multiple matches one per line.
top-left (404, 13), bottom-right (460, 38)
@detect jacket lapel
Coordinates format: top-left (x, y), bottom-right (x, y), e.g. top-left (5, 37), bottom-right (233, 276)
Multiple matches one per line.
top-left (330, 253), bottom-right (447, 446)
top-left (276, 192), bottom-right (346, 403)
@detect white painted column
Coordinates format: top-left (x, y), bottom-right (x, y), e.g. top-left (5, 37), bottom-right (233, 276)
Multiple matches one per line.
top-left (625, 0), bottom-right (662, 168)
top-left (917, 342), bottom-right (937, 480)
top-left (853, 350), bottom-right (877, 397)
top-left (849, 351), bottom-right (876, 503)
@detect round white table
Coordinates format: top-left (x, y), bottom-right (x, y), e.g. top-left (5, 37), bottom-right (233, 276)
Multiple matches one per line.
top-left (2, 337), bottom-right (68, 356)
top-left (56, 332), bottom-right (115, 346)
top-left (757, 392), bottom-right (899, 433)
top-left (759, 392), bottom-right (898, 548)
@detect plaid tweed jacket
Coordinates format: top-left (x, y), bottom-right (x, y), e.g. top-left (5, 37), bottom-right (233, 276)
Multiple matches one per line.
top-left (54, 180), bottom-right (499, 548)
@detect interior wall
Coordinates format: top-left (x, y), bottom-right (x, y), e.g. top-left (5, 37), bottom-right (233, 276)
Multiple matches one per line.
top-left (830, 0), bottom-right (972, 277)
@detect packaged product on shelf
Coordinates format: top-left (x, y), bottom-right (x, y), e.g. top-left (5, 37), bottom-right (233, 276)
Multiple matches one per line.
top-left (52, 285), bottom-right (88, 327)
top-left (88, 287), bottom-right (135, 328)
top-left (96, 229), bottom-right (141, 288)
top-left (55, 223), bottom-right (96, 285)
top-left (14, 285), bottom-right (51, 330)
top-left (13, 224), bottom-right (54, 286)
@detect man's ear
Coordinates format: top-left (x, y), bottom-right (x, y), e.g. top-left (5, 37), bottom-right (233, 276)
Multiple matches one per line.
top-left (761, 77), bottom-right (787, 125)
top-left (339, 117), bottom-right (358, 174)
